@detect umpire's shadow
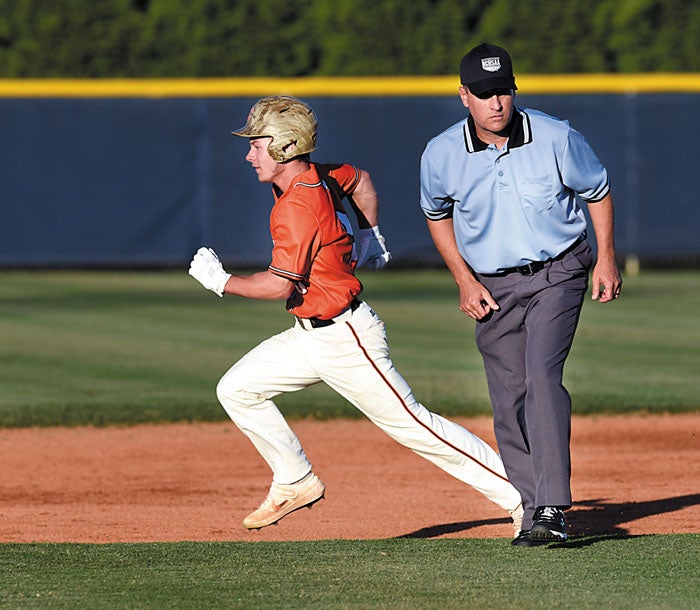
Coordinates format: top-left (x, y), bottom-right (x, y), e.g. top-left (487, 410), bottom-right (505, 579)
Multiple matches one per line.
top-left (397, 493), bottom-right (700, 542)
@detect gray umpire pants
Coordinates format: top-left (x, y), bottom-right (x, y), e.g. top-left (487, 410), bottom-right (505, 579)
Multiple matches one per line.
top-left (475, 239), bottom-right (593, 529)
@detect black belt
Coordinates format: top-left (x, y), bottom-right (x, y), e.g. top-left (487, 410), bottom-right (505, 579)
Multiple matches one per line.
top-left (484, 233), bottom-right (587, 277)
top-left (296, 298), bottom-right (362, 329)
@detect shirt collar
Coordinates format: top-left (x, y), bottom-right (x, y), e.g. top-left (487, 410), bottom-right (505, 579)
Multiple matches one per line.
top-left (463, 108), bottom-right (532, 153)
top-left (272, 164), bottom-right (317, 200)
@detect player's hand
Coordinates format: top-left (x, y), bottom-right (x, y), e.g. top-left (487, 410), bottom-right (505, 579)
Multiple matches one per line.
top-left (355, 226), bottom-right (392, 270)
top-left (188, 247), bottom-right (231, 297)
top-left (458, 280), bottom-right (500, 320)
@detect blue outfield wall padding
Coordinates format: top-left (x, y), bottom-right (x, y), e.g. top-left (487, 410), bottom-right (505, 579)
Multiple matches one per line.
top-left (1, 94), bottom-right (698, 267)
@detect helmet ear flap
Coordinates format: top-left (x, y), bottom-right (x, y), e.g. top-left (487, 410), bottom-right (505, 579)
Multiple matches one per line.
top-left (266, 130), bottom-right (301, 163)
top-left (265, 141), bottom-right (287, 163)
top-left (232, 96), bottom-right (317, 163)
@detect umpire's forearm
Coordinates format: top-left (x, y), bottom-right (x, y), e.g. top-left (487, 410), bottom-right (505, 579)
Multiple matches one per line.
top-left (586, 193), bottom-right (617, 259)
top-left (426, 218), bottom-right (478, 287)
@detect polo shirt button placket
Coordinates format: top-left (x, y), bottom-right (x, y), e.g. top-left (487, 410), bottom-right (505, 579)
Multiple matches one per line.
top-left (495, 158), bottom-right (505, 180)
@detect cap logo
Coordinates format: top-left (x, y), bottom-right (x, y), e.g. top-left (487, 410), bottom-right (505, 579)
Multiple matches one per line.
top-left (481, 57), bottom-right (501, 72)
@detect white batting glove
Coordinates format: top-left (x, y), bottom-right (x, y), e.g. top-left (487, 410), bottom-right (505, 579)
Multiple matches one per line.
top-left (355, 226), bottom-right (392, 270)
top-left (188, 247), bottom-right (231, 297)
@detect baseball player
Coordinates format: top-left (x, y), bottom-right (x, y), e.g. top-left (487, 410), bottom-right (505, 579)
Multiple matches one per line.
top-left (188, 95), bottom-right (523, 536)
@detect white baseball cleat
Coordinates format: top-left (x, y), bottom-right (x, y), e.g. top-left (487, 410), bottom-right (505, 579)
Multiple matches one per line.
top-left (243, 472), bottom-right (326, 529)
top-left (509, 502), bottom-right (524, 537)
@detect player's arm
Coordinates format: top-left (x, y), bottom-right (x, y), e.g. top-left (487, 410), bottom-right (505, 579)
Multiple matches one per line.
top-left (349, 169), bottom-right (378, 228)
top-left (348, 169), bottom-right (391, 270)
top-left (222, 270), bottom-right (294, 300)
top-left (586, 192), bottom-right (622, 303)
top-left (188, 247), bottom-right (294, 299)
top-left (426, 218), bottom-right (499, 320)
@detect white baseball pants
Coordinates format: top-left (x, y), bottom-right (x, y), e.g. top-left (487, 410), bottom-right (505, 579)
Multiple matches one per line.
top-left (216, 301), bottom-right (521, 511)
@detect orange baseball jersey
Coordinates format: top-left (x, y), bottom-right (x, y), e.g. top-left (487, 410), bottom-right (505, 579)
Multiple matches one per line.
top-left (268, 163), bottom-right (362, 320)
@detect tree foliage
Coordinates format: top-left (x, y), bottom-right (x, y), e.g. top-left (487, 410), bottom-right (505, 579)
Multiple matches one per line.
top-left (1, 0), bottom-right (698, 77)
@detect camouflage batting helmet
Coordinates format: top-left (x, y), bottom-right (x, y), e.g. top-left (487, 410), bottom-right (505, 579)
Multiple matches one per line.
top-left (232, 96), bottom-right (318, 163)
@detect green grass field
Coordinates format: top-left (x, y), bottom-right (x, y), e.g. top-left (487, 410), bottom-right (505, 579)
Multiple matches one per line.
top-left (1, 269), bottom-right (698, 609)
top-left (1, 269), bottom-right (698, 427)
top-left (2, 537), bottom-right (698, 609)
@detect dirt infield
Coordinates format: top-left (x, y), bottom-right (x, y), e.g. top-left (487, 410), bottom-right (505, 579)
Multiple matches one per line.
top-left (0, 414), bottom-right (698, 543)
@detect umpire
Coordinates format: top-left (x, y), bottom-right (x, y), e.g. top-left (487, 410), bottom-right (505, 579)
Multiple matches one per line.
top-left (420, 43), bottom-right (622, 546)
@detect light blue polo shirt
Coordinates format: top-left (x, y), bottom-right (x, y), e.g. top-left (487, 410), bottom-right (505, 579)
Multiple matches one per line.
top-left (419, 108), bottom-right (610, 274)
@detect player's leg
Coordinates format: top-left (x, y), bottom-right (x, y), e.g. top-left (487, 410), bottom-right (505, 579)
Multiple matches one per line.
top-left (217, 326), bottom-right (320, 482)
top-left (304, 302), bottom-right (522, 516)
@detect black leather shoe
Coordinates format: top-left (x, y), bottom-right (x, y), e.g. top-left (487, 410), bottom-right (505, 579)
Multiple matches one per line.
top-left (530, 506), bottom-right (567, 542)
top-left (511, 530), bottom-right (534, 547)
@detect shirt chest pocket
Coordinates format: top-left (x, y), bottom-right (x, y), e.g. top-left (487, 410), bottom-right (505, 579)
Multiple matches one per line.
top-left (519, 174), bottom-right (554, 213)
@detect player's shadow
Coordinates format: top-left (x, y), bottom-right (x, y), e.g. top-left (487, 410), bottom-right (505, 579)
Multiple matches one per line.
top-left (397, 493), bottom-right (700, 543)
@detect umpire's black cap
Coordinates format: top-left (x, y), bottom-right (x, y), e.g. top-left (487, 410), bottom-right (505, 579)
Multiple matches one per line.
top-left (460, 43), bottom-right (517, 95)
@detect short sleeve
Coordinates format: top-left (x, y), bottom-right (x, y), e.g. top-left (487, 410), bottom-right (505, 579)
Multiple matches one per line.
top-left (562, 127), bottom-right (610, 203)
top-left (326, 163), bottom-right (361, 196)
top-left (420, 146), bottom-right (455, 220)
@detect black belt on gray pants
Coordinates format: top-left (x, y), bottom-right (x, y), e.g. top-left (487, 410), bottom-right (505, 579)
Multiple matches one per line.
top-left (482, 233), bottom-right (587, 277)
